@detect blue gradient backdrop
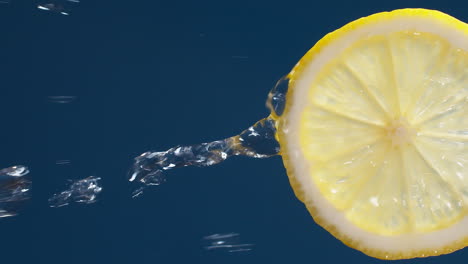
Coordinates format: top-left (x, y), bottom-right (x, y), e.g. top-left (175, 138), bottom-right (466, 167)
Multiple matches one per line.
top-left (0, 1), bottom-right (467, 263)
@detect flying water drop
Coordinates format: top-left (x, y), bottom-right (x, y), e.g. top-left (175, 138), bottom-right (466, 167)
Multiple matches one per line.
top-left (128, 77), bottom-right (290, 197)
top-left (0, 165), bottom-right (31, 218)
top-left (128, 117), bottom-right (280, 197)
top-left (37, 0), bottom-right (79, 15)
top-left (49, 176), bottom-right (102, 208)
top-left (202, 233), bottom-right (254, 253)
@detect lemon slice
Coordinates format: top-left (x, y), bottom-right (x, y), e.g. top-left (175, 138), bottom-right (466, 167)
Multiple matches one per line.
top-left (277, 8), bottom-right (468, 259)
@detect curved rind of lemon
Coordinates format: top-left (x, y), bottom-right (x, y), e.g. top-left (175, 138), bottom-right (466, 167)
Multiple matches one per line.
top-left (275, 8), bottom-right (468, 259)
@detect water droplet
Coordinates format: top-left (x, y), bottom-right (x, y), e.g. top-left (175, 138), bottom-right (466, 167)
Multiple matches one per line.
top-left (37, 0), bottom-right (79, 16)
top-left (266, 76), bottom-right (289, 117)
top-left (0, 165), bottom-right (31, 218)
top-left (202, 233), bottom-right (254, 254)
top-left (49, 176), bottom-right (102, 208)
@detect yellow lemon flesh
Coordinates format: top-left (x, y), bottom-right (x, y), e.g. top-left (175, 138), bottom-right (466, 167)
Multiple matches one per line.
top-left (277, 9), bottom-right (468, 259)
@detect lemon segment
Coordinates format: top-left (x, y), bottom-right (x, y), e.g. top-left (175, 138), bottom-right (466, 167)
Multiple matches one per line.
top-left (390, 31), bottom-right (452, 118)
top-left (310, 140), bottom-right (390, 210)
top-left (277, 8), bottom-right (468, 259)
top-left (299, 106), bottom-right (385, 161)
top-left (342, 34), bottom-right (400, 118)
top-left (401, 143), bottom-right (465, 231)
top-left (391, 32), bottom-right (468, 123)
top-left (414, 135), bottom-right (468, 203)
top-left (345, 147), bottom-right (410, 235)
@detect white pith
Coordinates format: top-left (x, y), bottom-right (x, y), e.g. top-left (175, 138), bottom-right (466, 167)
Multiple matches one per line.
top-left (283, 16), bottom-right (468, 254)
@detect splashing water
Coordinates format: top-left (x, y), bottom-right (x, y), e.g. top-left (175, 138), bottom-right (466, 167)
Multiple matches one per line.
top-left (0, 165), bottom-right (31, 218)
top-left (49, 176), bottom-right (102, 208)
top-left (128, 76), bottom-right (289, 197)
top-left (129, 117), bottom-right (280, 197)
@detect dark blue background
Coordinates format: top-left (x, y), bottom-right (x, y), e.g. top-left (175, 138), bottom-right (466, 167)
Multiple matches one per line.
top-left (0, 1), bottom-right (467, 263)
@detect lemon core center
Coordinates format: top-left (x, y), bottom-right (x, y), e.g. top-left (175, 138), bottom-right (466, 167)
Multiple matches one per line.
top-left (385, 117), bottom-right (414, 147)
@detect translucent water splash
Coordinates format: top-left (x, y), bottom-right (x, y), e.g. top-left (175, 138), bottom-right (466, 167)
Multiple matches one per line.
top-left (49, 176), bottom-right (102, 208)
top-left (0, 165), bottom-right (29, 177)
top-left (128, 76), bottom-right (289, 197)
top-left (129, 117), bottom-right (279, 197)
top-left (0, 165), bottom-right (31, 218)
top-left (266, 76), bottom-right (289, 117)
top-left (202, 233), bottom-right (254, 253)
